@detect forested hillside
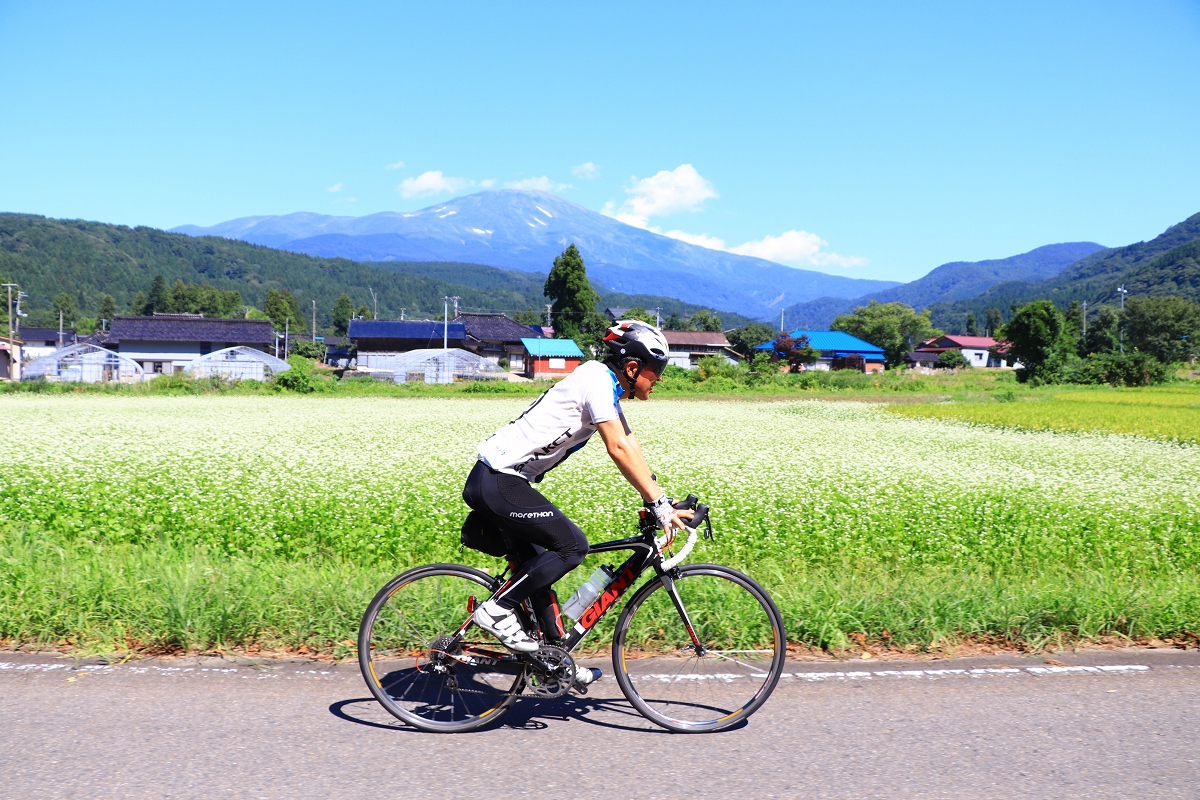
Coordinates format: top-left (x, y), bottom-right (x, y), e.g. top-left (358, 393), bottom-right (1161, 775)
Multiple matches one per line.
top-left (927, 212), bottom-right (1200, 330)
top-left (777, 242), bottom-right (1104, 330)
top-left (0, 214), bottom-right (750, 330)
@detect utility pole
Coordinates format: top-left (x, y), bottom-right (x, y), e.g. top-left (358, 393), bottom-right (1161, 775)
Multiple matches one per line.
top-left (1117, 285), bottom-right (1128, 353)
top-left (1081, 300), bottom-right (1087, 340)
top-left (400, 308), bottom-right (405, 321)
top-left (443, 296), bottom-right (459, 350)
top-left (284, 318), bottom-right (289, 359)
top-left (653, 307), bottom-right (662, 327)
top-left (311, 300), bottom-right (317, 343)
top-left (780, 310), bottom-right (785, 333)
top-left (369, 287), bottom-right (378, 319)
top-left (58, 311), bottom-right (64, 347)
top-left (3, 283), bottom-right (17, 381)
top-left (545, 303), bottom-right (553, 329)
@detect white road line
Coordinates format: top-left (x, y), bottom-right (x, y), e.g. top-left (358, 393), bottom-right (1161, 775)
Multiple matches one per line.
top-left (629, 664), bottom-right (1167, 682)
top-left (2, 661), bottom-right (1195, 684)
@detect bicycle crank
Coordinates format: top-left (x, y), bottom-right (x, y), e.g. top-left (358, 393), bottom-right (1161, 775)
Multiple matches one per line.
top-left (525, 645), bottom-right (576, 699)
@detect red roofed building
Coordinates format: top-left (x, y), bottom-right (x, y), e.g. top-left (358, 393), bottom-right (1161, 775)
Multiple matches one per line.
top-left (908, 335), bottom-right (1013, 369)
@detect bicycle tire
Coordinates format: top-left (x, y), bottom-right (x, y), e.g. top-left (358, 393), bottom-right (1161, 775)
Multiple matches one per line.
top-left (358, 563), bottom-right (524, 733)
top-left (612, 563), bottom-right (786, 733)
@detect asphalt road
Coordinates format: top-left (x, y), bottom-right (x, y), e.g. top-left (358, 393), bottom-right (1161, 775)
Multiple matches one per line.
top-left (2, 648), bottom-right (1198, 799)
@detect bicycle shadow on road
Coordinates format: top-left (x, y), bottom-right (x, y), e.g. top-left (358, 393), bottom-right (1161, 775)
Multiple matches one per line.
top-left (329, 691), bottom-right (749, 735)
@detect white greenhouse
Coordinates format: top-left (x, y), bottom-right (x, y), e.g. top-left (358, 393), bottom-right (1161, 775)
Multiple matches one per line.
top-left (368, 348), bottom-right (506, 384)
top-left (22, 344), bottom-right (145, 384)
top-left (183, 346), bottom-right (291, 381)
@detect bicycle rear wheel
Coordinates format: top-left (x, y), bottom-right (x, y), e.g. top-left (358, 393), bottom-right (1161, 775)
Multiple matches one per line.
top-left (358, 563), bottom-right (525, 733)
top-left (612, 563), bottom-right (785, 733)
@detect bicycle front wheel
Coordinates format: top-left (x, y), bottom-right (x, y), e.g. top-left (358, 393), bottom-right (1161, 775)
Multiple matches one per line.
top-left (358, 563), bottom-right (525, 733)
top-left (612, 563), bottom-right (785, 733)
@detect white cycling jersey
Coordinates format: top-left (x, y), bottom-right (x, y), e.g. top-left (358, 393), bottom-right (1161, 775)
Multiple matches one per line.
top-left (477, 360), bottom-right (630, 481)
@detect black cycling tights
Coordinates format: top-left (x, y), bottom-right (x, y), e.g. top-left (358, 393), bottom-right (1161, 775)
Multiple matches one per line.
top-left (461, 461), bottom-right (589, 610)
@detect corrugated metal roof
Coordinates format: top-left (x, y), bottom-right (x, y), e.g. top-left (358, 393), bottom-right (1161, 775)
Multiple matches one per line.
top-left (664, 330), bottom-right (730, 347)
top-left (348, 319), bottom-right (465, 340)
top-left (936, 335), bottom-right (997, 348)
top-left (755, 329), bottom-right (885, 353)
top-left (522, 338), bottom-right (584, 357)
top-left (17, 327), bottom-right (75, 341)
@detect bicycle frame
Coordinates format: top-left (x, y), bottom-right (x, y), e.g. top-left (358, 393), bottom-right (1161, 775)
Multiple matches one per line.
top-left (451, 508), bottom-right (709, 667)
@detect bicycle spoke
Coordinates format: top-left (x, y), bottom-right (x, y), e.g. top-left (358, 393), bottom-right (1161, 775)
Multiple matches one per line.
top-left (361, 566), bottom-right (523, 732)
top-left (613, 566), bottom-right (784, 732)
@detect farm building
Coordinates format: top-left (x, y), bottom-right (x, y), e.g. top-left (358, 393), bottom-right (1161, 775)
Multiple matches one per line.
top-left (757, 330), bottom-right (886, 372)
top-left (663, 330), bottom-right (738, 369)
top-left (1, 336), bottom-right (21, 381)
top-left (105, 314), bottom-right (274, 376)
top-left (522, 338), bottom-right (584, 379)
top-left (349, 319), bottom-right (466, 369)
top-left (322, 336), bottom-right (351, 367)
top-left (455, 312), bottom-right (544, 372)
top-left (15, 327), bottom-right (75, 360)
top-left (911, 335), bottom-right (1011, 368)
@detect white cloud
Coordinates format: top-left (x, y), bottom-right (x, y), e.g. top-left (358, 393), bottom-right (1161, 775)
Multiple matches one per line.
top-left (398, 170), bottom-right (470, 198)
top-left (479, 178), bottom-right (496, 188)
top-left (571, 162), bottom-right (600, 179)
top-left (601, 162), bottom-right (868, 269)
top-left (603, 164), bottom-right (718, 228)
top-left (657, 228), bottom-right (727, 250)
top-left (326, 183), bottom-right (343, 193)
top-left (384, 160), bottom-right (405, 170)
top-left (729, 230), bottom-right (867, 268)
top-left (504, 176), bottom-right (569, 192)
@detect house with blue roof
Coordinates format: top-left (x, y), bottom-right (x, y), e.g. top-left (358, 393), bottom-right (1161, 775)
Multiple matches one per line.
top-left (756, 329), bottom-right (886, 372)
top-left (521, 337), bottom-right (585, 379)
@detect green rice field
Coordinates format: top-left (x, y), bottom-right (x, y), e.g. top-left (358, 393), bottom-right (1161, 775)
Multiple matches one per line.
top-left (890, 385), bottom-right (1200, 444)
top-left (2, 394), bottom-right (1198, 655)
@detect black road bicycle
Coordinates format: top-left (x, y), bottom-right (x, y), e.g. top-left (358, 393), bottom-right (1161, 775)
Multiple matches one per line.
top-left (357, 498), bottom-right (786, 733)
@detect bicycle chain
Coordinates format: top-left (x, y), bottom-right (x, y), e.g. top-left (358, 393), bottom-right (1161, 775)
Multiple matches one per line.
top-left (419, 642), bottom-right (573, 699)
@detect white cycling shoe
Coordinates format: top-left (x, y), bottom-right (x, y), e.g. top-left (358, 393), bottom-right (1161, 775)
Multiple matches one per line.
top-left (574, 665), bottom-right (602, 688)
top-left (473, 600), bottom-right (540, 653)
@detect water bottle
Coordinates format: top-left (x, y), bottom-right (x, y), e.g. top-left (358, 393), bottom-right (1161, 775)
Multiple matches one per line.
top-left (561, 565), bottom-right (615, 621)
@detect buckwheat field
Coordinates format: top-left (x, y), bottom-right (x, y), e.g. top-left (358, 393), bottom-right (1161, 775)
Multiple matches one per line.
top-left (2, 394), bottom-right (1198, 654)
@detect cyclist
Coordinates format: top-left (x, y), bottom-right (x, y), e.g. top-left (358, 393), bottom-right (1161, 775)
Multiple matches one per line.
top-left (461, 319), bottom-right (687, 687)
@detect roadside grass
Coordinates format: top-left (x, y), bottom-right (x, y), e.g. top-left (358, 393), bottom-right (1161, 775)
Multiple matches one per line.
top-left (889, 384), bottom-right (1200, 444)
top-left (4, 525), bottom-right (1197, 657)
top-left (2, 395), bottom-right (1198, 656)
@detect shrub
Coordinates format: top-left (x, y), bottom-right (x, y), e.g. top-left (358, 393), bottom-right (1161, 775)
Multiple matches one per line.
top-left (937, 349), bottom-right (971, 370)
top-left (1070, 351), bottom-right (1173, 387)
top-left (272, 356), bottom-right (322, 393)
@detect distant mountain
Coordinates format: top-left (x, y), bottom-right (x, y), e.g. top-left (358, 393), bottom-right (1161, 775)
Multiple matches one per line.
top-left (926, 212), bottom-right (1200, 330)
top-left (173, 190), bottom-right (900, 319)
top-left (776, 242), bottom-right (1105, 330)
top-left (0, 214), bottom-right (757, 329)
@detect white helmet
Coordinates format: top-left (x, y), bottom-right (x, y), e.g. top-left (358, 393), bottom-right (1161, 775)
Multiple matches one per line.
top-left (603, 319), bottom-right (670, 372)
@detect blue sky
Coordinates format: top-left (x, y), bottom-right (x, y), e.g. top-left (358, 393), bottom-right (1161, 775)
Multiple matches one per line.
top-left (2, 1), bottom-right (1198, 282)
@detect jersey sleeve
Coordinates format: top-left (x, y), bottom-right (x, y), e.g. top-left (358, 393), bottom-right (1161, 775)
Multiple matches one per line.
top-left (582, 366), bottom-right (621, 425)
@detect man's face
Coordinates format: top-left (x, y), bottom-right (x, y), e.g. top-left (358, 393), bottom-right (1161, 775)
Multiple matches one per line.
top-left (624, 361), bottom-right (662, 400)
